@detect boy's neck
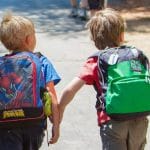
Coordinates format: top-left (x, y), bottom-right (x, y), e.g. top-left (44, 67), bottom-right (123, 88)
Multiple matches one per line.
top-left (10, 49), bottom-right (33, 54)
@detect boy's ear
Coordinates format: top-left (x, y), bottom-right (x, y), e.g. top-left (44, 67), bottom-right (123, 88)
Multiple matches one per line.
top-left (119, 32), bottom-right (124, 43)
top-left (25, 35), bottom-right (31, 45)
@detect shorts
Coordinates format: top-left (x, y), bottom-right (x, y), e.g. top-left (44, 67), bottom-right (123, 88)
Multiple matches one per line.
top-left (100, 117), bottom-right (148, 150)
top-left (0, 126), bottom-right (45, 150)
top-left (88, 0), bottom-right (104, 9)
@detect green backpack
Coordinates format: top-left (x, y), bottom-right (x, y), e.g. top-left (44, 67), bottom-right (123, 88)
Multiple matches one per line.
top-left (96, 46), bottom-right (150, 120)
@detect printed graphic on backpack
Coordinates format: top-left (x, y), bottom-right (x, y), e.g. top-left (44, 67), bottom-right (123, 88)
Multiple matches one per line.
top-left (97, 46), bottom-right (150, 120)
top-left (0, 52), bottom-right (45, 127)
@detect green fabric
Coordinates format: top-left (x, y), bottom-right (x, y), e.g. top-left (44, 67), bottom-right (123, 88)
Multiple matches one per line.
top-left (105, 60), bottom-right (150, 114)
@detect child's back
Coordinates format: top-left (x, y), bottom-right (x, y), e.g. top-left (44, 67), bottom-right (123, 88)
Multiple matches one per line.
top-left (0, 13), bottom-right (61, 150)
top-left (59, 8), bottom-right (149, 150)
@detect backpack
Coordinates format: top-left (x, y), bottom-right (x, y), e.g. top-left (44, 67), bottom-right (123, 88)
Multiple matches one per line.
top-left (95, 46), bottom-right (150, 120)
top-left (0, 51), bottom-right (46, 127)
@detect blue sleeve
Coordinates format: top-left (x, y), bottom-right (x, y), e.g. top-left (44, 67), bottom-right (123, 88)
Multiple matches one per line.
top-left (40, 55), bottom-right (61, 85)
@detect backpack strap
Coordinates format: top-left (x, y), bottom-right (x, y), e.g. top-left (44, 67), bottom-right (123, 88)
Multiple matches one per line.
top-left (137, 50), bottom-right (150, 83)
top-left (88, 50), bottom-right (108, 111)
top-left (34, 52), bottom-right (43, 58)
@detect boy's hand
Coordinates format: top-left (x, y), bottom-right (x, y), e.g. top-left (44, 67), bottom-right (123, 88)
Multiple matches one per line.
top-left (48, 124), bottom-right (60, 144)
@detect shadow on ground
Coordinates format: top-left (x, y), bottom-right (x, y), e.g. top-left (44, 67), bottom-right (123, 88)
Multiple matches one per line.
top-left (0, 0), bottom-right (87, 37)
top-left (0, 0), bottom-right (149, 37)
top-left (112, 3), bottom-right (150, 33)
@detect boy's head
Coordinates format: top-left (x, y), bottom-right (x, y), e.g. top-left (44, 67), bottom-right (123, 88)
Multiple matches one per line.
top-left (87, 8), bottom-right (126, 50)
top-left (0, 13), bottom-right (36, 51)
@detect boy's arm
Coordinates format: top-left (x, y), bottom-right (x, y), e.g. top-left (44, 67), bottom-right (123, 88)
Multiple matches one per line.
top-left (59, 77), bottom-right (85, 123)
top-left (46, 81), bottom-right (59, 144)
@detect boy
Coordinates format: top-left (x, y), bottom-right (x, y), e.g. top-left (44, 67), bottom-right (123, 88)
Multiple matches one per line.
top-left (59, 8), bottom-right (149, 150)
top-left (0, 14), bottom-right (60, 149)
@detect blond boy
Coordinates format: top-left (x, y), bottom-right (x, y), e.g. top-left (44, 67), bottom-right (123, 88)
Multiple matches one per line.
top-left (0, 14), bottom-right (60, 149)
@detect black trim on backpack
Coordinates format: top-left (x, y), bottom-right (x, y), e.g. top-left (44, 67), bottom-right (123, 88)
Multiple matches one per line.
top-left (0, 52), bottom-right (48, 128)
top-left (89, 46), bottom-right (150, 120)
top-left (34, 52), bottom-right (43, 58)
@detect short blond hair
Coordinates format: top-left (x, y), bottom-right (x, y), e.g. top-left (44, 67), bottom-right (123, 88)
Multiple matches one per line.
top-left (0, 13), bottom-right (35, 50)
top-left (87, 8), bottom-right (126, 50)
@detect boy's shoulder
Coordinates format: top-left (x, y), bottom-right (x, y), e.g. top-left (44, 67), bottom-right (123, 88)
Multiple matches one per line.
top-left (85, 45), bottom-right (148, 70)
top-left (88, 45), bottom-right (147, 58)
top-left (86, 52), bottom-right (99, 69)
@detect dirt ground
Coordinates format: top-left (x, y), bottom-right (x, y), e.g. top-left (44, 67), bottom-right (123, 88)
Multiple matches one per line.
top-left (113, 3), bottom-right (150, 57)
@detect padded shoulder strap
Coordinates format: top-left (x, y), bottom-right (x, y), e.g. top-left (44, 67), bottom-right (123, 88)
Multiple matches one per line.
top-left (34, 52), bottom-right (43, 58)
